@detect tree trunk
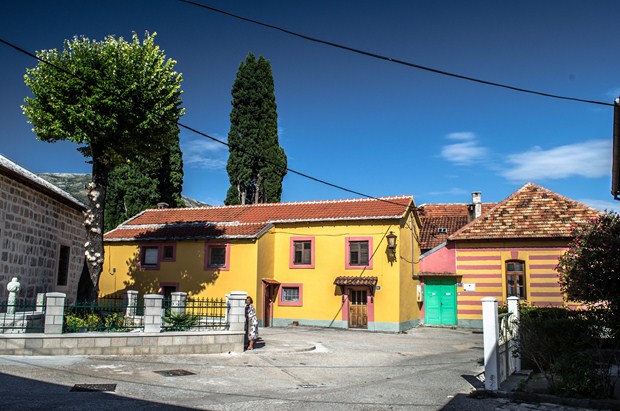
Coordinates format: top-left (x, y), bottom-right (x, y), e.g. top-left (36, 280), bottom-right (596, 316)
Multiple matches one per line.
top-left (83, 153), bottom-right (109, 301)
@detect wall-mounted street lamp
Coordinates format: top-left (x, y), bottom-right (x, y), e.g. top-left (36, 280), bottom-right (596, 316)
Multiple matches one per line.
top-left (386, 231), bottom-right (397, 250)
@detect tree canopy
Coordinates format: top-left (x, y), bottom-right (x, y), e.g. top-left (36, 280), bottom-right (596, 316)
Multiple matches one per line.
top-left (225, 53), bottom-right (287, 205)
top-left (23, 32), bottom-right (184, 299)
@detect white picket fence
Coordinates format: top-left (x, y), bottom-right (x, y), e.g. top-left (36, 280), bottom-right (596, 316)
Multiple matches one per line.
top-left (482, 296), bottom-right (521, 390)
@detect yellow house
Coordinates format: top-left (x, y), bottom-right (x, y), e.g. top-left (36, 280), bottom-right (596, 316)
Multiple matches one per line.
top-left (419, 183), bottom-right (601, 328)
top-left (103, 196), bottom-right (422, 332)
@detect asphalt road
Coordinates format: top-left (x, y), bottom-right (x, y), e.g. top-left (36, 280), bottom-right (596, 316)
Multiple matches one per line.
top-left (0, 326), bottom-right (503, 410)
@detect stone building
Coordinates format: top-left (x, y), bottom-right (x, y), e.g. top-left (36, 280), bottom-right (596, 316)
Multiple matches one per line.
top-left (0, 154), bottom-right (86, 305)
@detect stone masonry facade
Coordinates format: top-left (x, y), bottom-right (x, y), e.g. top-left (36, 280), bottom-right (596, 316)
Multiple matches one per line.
top-left (0, 173), bottom-right (85, 305)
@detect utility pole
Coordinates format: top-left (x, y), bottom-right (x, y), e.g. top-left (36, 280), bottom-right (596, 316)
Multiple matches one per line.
top-left (612, 97), bottom-right (620, 200)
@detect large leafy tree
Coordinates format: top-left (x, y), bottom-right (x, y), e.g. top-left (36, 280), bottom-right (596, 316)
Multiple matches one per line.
top-left (23, 32), bottom-right (184, 299)
top-left (557, 211), bottom-right (620, 325)
top-left (225, 53), bottom-right (287, 205)
top-left (105, 139), bottom-right (184, 232)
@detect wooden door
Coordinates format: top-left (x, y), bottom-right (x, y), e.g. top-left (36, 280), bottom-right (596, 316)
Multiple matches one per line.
top-left (263, 284), bottom-right (278, 327)
top-left (349, 289), bottom-right (368, 329)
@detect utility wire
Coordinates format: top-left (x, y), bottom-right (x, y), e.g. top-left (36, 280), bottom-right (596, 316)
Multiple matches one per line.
top-left (180, 0), bottom-right (613, 108)
top-left (0, 36), bottom-right (419, 215)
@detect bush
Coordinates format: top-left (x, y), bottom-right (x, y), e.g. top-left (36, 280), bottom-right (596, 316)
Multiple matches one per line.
top-left (163, 312), bottom-right (199, 331)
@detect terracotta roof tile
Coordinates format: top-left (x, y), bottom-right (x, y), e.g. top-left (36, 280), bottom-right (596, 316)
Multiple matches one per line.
top-left (105, 196), bottom-right (414, 241)
top-left (333, 276), bottom-right (378, 287)
top-left (449, 183), bottom-right (601, 241)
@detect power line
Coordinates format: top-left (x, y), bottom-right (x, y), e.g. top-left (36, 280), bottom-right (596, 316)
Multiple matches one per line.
top-left (179, 0), bottom-right (613, 108)
top-left (0, 36), bottom-right (419, 214)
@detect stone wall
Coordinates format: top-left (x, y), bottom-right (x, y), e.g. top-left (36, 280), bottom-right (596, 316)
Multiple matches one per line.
top-left (0, 174), bottom-right (85, 305)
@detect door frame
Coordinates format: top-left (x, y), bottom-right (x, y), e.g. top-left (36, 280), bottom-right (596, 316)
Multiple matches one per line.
top-left (341, 285), bottom-right (375, 329)
top-left (262, 280), bottom-right (280, 327)
top-left (423, 277), bottom-right (457, 326)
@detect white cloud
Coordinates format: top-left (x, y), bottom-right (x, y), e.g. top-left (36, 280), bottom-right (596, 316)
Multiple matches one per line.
top-left (502, 140), bottom-right (611, 181)
top-left (440, 132), bottom-right (489, 166)
top-left (182, 138), bottom-right (228, 170)
top-left (427, 187), bottom-right (469, 196)
top-left (579, 198), bottom-right (620, 213)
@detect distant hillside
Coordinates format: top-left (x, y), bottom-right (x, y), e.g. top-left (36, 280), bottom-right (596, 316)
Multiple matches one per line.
top-left (37, 173), bottom-right (210, 208)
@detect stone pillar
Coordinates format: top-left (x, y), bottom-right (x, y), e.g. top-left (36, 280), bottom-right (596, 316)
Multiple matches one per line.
top-left (44, 292), bottom-right (66, 334)
top-left (507, 296), bottom-right (521, 372)
top-left (482, 297), bottom-right (499, 391)
top-left (171, 292), bottom-right (187, 316)
top-left (143, 294), bottom-right (163, 333)
top-left (6, 277), bottom-right (21, 315)
top-left (35, 293), bottom-right (46, 313)
top-left (125, 290), bottom-right (139, 317)
top-left (228, 291), bottom-right (247, 332)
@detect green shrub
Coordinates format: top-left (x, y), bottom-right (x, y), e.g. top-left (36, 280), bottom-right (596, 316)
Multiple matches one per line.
top-left (163, 312), bottom-right (199, 331)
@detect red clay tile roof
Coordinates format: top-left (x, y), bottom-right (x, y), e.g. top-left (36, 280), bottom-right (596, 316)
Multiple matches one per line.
top-left (104, 196), bottom-right (414, 241)
top-left (418, 203), bottom-right (496, 252)
top-left (333, 276), bottom-right (378, 287)
top-left (448, 183), bottom-right (601, 241)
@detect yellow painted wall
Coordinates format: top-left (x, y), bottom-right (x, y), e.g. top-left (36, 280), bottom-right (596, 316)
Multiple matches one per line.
top-left (102, 239), bottom-right (258, 299)
top-left (455, 240), bottom-right (568, 321)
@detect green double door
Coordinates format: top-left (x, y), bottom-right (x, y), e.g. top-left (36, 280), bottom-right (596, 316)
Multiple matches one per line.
top-left (424, 278), bottom-right (457, 325)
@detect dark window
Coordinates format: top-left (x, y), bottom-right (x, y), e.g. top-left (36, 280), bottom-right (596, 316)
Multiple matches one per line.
top-left (142, 247), bottom-right (159, 266)
top-left (209, 246), bottom-right (227, 267)
top-left (293, 241), bottom-right (312, 265)
top-left (506, 261), bottom-right (526, 299)
top-left (282, 287), bottom-right (300, 302)
top-left (57, 245), bottom-right (70, 286)
top-left (162, 245), bottom-right (174, 260)
top-left (349, 241), bottom-right (369, 266)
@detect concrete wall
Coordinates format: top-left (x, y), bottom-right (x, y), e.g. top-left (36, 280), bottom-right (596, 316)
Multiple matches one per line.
top-left (0, 173), bottom-right (85, 305)
top-left (0, 330), bottom-right (244, 355)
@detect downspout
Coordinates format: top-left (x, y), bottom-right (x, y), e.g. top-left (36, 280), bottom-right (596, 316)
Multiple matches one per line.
top-left (410, 212), bottom-right (415, 278)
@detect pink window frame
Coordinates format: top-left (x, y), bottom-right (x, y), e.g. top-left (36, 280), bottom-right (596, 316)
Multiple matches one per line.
top-left (278, 283), bottom-right (303, 307)
top-left (139, 245), bottom-right (160, 270)
top-left (161, 242), bottom-right (176, 262)
top-left (345, 236), bottom-right (373, 269)
top-left (204, 243), bottom-right (231, 271)
top-left (289, 236), bottom-right (315, 268)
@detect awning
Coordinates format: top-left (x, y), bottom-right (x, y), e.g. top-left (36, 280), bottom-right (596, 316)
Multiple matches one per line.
top-left (262, 279), bottom-right (281, 285)
top-left (333, 276), bottom-right (378, 287)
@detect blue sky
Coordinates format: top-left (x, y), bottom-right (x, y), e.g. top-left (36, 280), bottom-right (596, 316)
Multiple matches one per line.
top-left (1, 1), bottom-right (619, 211)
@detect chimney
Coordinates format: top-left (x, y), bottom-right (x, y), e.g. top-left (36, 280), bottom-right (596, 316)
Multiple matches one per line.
top-left (467, 192), bottom-right (482, 222)
top-left (157, 202), bottom-right (169, 209)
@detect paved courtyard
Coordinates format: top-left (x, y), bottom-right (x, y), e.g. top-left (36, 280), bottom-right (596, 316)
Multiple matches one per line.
top-left (0, 326), bottom-right (501, 410)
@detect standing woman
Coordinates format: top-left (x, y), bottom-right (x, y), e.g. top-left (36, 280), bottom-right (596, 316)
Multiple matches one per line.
top-left (245, 296), bottom-right (259, 350)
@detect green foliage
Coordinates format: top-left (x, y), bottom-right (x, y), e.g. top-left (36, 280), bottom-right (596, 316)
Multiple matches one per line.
top-left (517, 306), bottom-right (617, 398)
top-left (163, 312), bottom-right (199, 331)
top-left (225, 53), bottom-right (287, 205)
top-left (64, 311), bottom-right (126, 333)
top-left (557, 211), bottom-right (620, 329)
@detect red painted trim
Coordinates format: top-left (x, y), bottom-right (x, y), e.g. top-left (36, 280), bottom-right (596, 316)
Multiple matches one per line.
top-left (457, 255), bottom-right (501, 261)
top-left (529, 264), bottom-right (557, 270)
top-left (532, 301), bottom-right (564, 307)
top-left (530, 274), bottom-right (559, 278)
top-left (457, 264), bottom-right (501, 270)
top-left (511, 250), bottom-right (518, 259)
top-left (160, 242), bottom-right (177, 262)
top-left (458, 300), bottom-right (483, 305)
top-left (345, 236), bottom-right (373, 270)
top-left (530, 283), bottom-right (560, 288)
top-left (458, 247), bottom-right (567, 253)
top-left (278, 283), bottom-right (303, 307)
top-left (367, 293), bottom-right (375, 322)
top-left (456, 291), bottom-right (503, 297)
top-left (530, 292), bottom-right (563, 297)
top-left (529, 255), bottom-right (562, 260)
top-left (459, 273), bottom-right (501, 278)
top-left (204, 242), bottom-right (231, 271)
top-left (289, 236), bottom-right (315, 268)
top-left (458, 309), bottom-right (482, 315)
top-left (341, 294), bottom-right (349, 321)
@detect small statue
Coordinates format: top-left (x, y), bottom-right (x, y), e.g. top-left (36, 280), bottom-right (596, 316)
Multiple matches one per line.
top-left (7, 277), bottom-right (20, 314)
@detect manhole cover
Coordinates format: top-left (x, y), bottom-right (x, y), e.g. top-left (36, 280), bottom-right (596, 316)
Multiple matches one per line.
top-left (71, 383), bottom-right (117, 392)
top-left (154, 369), bottom-right (196, 377)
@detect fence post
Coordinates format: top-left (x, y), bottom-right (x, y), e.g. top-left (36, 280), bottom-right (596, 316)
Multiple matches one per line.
top-left (482, 297), bottom-right (499, 390)
top-left (35, 293), bottom-right (46, 313)
top-left (228, 291), bottom-right (248, 332)
top-left (125, 290), bottom-right (138, 317)
top-left (143, 294), bottom-right (163, 333)
top-left (171, 292), bottom-right (187, 315)
top-left (507, 296), bottom-right (521, 372)
top-left (44, 292), bottom-right (66, 334)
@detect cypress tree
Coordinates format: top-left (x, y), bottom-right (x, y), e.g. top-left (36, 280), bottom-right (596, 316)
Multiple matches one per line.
top-left (225, 53), bottom-right (287, 205)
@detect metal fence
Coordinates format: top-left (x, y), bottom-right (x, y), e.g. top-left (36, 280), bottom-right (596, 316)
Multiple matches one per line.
top-left (0, 299), bottom-right (45, 334)
top-left (162, 297), bottom-right (228, 332)
top-left (64, 295), bottom-right (145, 333)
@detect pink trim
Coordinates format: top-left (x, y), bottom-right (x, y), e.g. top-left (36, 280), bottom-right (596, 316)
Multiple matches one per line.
top-left (530, 292), bottom-right (563, 297)
top-left (530, 274), bottom-right (559, 278)
top-left (532, 302), bottom-right (564, 307)
top-left (367, 294), bottom-right (375, 322)
top-left (455, 291), bottom-right (503, 297)
top-left (457, 264), bottom-right (501, 270)
top-left (458, 247), bottom-right (567, 253)
top-left (460, 274), bottom-right (501, 278)
top-left (139, 245), bottom-right (160, 270)
top-left (511, 250), bottom-right (519, 259)
top-left (457, 255), bottom-right (501, 261)
top-left (529, 264), bottom-right (557, 270)
top-left (345, 236), bottom-right (373, 270)
top-left (458, 309), bottom-right (482, 315)
top-left (289, 236), bottom-right (315, 268)
top-left (161, 242), bottom-right (176, 262)
top-left (529, 255), bottom-right (561, 260)
top-left (530, 283), bottom-right (560, 288)
top-left (204, 243), bottom-right (231, 271)
top-left (278, 283), bottom-right (303, 307)
top-left (341, 294), bottom-right (349, 322)
top-left (458, 300), bottom-right (483, 305)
